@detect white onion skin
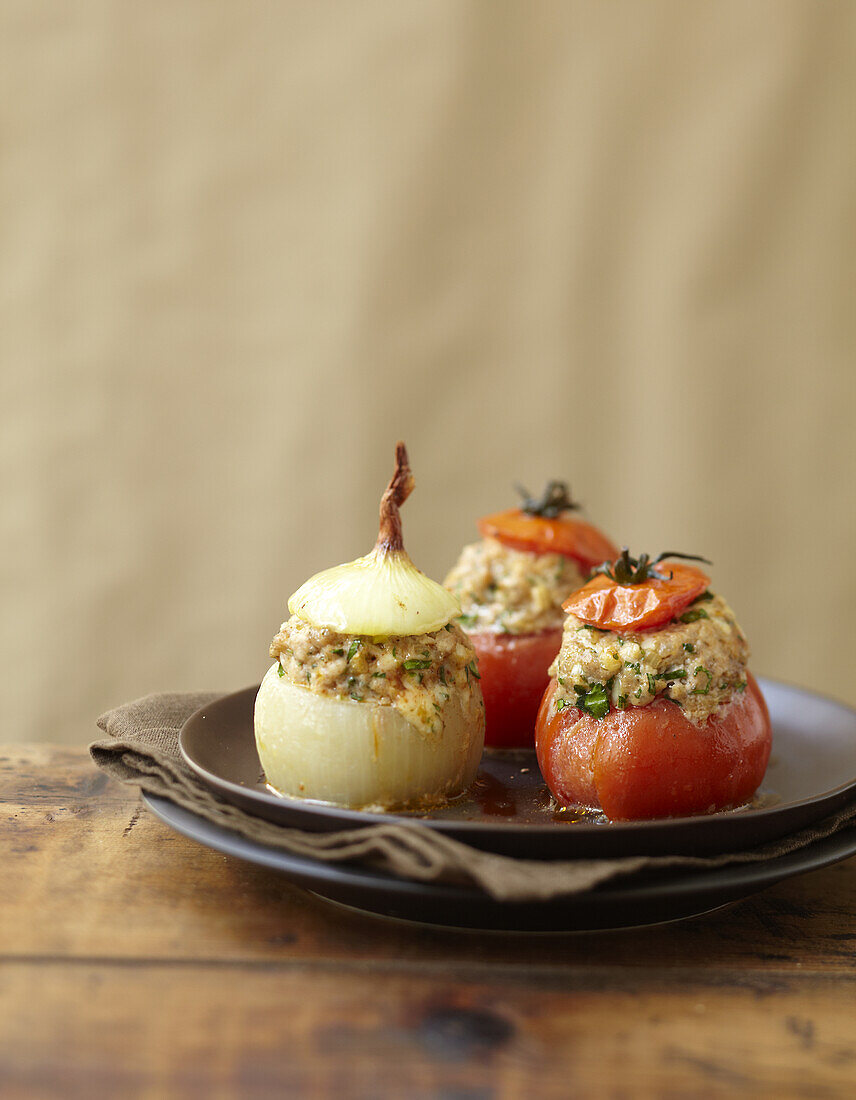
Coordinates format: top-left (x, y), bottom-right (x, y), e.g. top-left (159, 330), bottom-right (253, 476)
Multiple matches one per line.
top-left (288, 549), bottom-right (460, 638)
top-left (254, 664), bottom-right (485, 809)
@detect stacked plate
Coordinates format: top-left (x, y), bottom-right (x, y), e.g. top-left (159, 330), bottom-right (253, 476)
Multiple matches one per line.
top-left (146, 678), bottom-right (856, 931)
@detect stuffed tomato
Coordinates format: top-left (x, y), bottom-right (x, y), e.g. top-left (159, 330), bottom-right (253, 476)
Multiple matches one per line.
top-left (444, 481), bottom-right (617, 748)
top-left (534, 549), bottom-right (772, 820)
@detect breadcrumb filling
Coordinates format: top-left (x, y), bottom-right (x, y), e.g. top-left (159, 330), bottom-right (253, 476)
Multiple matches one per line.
top-left (444, 537), bottom-right (585, 634)
top-left (551, 592), bottom-right (750, 724)
top-left (270, 617), bottom-right (483, 736)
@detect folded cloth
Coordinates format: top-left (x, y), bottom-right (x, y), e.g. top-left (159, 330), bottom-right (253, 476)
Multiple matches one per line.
top-left (91, 691), bottom-right (856, 903)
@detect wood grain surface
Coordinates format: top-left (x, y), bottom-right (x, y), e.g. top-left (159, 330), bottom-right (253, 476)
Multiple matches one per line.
top-left (2, 746), bottom-right (855, 1098)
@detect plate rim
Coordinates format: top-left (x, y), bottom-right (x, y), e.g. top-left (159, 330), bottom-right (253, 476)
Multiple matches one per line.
top-left (178, 675), bottom-right (856, 841)
top-left (142, 790), bottom-right (856, 905)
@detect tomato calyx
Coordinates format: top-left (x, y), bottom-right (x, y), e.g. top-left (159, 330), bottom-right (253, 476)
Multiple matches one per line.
top-left (516, 480), bottom-right (581, 519)
top-left (563, 551), bottom-right (712, 633)
top-left (591, 547), bottom-right (711, 586)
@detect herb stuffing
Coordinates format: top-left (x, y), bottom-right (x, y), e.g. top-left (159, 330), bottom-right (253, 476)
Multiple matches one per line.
top-left (550, 591), bottom-right (750, 725)
top-left (270, 616), bottom-right (481, 736)
top-left (444, 536), bottom-right (585, 635)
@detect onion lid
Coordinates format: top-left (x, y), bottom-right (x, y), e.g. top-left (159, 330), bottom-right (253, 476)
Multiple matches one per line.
top-left (287, 443), bottom-right (460, 637)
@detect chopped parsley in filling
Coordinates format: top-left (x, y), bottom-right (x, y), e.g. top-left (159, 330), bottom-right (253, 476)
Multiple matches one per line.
top-left (550, 592), bottom-right (750, 724)
top-left (444, 537), bottom-right (585, 635)
top-left (270, 617), bottom-right (483, 736)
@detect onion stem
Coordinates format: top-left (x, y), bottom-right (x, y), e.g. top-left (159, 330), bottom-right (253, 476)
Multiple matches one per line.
top-left (375, 441), bottom-right (414, 556)
top-left (286, 441), bottom-right (459, 636)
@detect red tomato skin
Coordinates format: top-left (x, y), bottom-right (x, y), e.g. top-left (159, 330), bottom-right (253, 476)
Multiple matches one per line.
top-left (562, 563), bottom-right (711, 633)
top-left (470, 629), bottom-right (564, 748)
top-left (477, 510), bottom-right (618, 573)
top-left (535, 673), bottom-right (772, 820)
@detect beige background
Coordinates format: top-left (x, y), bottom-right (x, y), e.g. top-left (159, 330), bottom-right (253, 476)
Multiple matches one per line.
top-left (2, 1), bottom-right (855, 745)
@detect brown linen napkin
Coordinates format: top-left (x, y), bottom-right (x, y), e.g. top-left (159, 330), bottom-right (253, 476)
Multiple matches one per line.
top-left (91, 691), bottom-right (856, 903)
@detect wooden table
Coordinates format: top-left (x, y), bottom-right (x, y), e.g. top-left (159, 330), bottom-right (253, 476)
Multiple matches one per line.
top-left (3, 745), bottom-right (856, 1098)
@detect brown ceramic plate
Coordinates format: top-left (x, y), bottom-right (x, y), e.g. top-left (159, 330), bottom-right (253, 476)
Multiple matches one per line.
top-left (142, 792), bottom-right (856, 931)
top-left (179, 677), bottom-right (856, 858)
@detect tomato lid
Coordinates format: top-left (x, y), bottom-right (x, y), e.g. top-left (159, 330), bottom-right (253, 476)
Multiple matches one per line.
top-left (563, 554), bottom-right (711, 632)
